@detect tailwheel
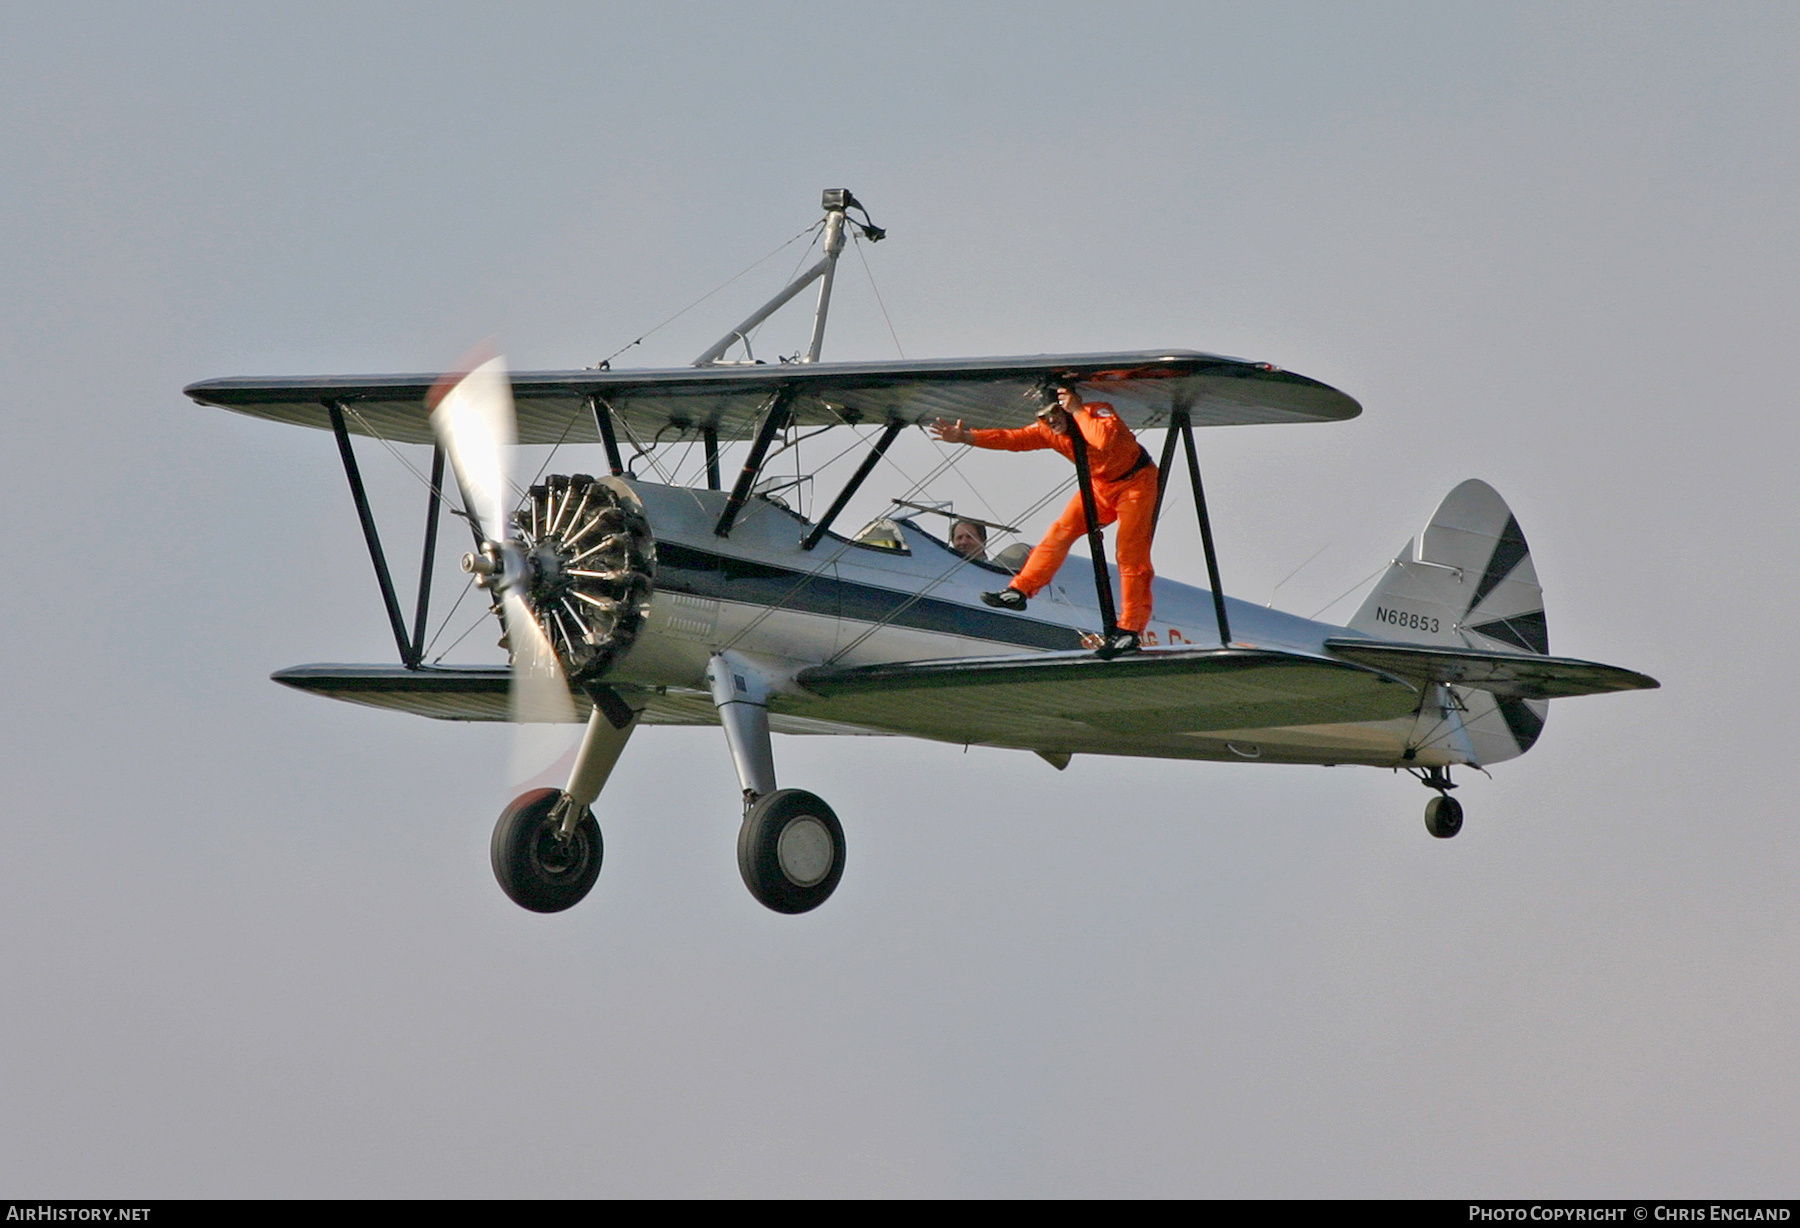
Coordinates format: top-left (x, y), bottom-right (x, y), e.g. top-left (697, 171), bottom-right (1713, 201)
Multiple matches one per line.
top-left (737, 789), bottom-right (845, 914)
top-left (491, 787), bottom-right (603, 912)
top-left (1424, 794), bottom-right (1464, 839)
top-left (1412, 765), bottom-right (1463, 839)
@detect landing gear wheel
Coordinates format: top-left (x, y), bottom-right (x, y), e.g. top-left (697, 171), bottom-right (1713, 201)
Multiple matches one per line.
top-left (491, 787), bottom-right (603, 912)
top-left (737, 789), bottom-right (845, 914)
top-left (1424, 794), bottom-right (1464, 839)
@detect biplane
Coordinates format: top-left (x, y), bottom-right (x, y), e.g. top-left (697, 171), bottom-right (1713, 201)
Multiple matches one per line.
top-left (185, 190), bottom-right (1658, 916)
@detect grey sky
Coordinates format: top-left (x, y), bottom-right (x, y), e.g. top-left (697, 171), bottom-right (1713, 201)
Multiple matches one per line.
top-left (2, 2), bottom-right (1795, 1196)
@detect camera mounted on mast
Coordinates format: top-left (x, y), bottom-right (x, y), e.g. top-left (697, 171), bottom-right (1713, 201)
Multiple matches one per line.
top-left (694, 189), bottom-right (885, 368)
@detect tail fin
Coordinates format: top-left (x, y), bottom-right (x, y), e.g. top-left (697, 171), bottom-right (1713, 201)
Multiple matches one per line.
top-left (1349, 480), bottom-right (1549, 764)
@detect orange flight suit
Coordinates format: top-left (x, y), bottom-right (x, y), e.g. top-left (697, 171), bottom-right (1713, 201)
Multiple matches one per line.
top-left (968, 401), bottom-right (1157, 633)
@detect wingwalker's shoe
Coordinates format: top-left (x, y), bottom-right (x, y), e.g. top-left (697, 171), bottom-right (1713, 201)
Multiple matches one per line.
top-left (1094, 629), bottom-right (1141, 660)
top-left (981, 588), bottom-right (1028, 612)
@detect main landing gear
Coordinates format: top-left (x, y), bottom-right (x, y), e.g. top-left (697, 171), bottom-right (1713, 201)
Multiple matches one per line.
top-left (1415, 765), bottom-right (1464, 839)
top-left (490, 686), bottom-right (640, 913)
top-left (712, 651), bottom-right (847, 914)
top-left (485, 654), bottom-right (848, 917)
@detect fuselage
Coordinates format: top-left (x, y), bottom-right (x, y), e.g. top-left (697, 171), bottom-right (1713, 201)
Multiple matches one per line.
top-left (606, 480), bottom-right (1438, 768)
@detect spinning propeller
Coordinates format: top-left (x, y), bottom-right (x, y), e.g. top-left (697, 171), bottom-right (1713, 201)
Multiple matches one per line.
top-left (426, 353), bottom-right (657, 793)
top-left (427, 355), bottom-right (578, 734)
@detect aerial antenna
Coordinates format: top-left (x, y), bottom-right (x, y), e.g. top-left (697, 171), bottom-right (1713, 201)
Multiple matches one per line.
top-left (694, 190), bottom-right (883, 367)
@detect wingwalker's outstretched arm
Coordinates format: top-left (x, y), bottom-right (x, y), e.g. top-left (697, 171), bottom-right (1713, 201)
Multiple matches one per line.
top-left (930, 386), bottom-right (1159, 657)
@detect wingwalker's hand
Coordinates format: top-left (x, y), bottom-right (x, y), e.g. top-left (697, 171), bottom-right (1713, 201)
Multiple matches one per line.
top-left (929, 418), bottom-right (973, 445)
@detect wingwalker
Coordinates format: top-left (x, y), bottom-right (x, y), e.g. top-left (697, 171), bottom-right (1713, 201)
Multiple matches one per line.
top-left (185, 190), bottom-right (1658, 916)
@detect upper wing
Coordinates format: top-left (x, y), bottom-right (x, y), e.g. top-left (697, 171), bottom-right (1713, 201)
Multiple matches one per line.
top-left (784, 647), bottom-right (1419, 758)
top-left (185, 351), bottom-right (1359, 446)
top-left (1323, 639), bottom-right (1659, 699)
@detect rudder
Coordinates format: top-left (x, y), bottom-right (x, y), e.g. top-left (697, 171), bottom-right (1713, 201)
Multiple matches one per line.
top-left (1349, 480), bottom-right (1550, 764)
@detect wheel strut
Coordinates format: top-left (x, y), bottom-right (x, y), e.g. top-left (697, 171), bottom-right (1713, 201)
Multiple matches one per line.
top-left (1418, 765), bottom-right (1457, 796)
top-left (1413, 766), bottom-right (1464, 839)
top-left (553, 686), bottom-right (640, 837)
top-left (709, 651), bottom-right (777, 808)
top-left (707, 651), bottom-right (848, 912)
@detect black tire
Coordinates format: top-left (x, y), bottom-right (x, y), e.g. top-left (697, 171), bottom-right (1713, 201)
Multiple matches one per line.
top-left (737, 789), bottom-right (845, 914)
top-left (491, 787), bottom-right (603, 912)
top-left (1424, 794), bottom-right (1464, 839)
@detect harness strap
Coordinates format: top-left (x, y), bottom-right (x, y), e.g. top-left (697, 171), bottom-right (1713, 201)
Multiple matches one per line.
top-left (1115, 445), bottom-right (1154, 482)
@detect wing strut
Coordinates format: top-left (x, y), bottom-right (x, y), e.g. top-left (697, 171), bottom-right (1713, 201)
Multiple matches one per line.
top-left (715, 387), bottom-right (795, 537)
top-left (800, 419), bottom-right (906, 550)
top-left (409, 444), bottom-right (446, 665)
top-left (327, 399), bottom-right (432, 667)
top-left (1067, 419), bottom-right (1121, 639)
top-left (1163, 407), bottom-right (1231, 646)
top-left (586, 394), bottom-right (626, 476)
top-left (1152, 416), bottom-right (1182, 521)
top-left (703, 425), bottom-right (721, 490)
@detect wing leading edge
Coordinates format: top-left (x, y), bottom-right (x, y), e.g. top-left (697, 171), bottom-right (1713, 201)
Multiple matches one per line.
top-left (269, 664), bottom-right (881, 736)
top-left (269, 664), bottom-right (719, 726)
top-left (186, 351), bottom-right (1359, 446)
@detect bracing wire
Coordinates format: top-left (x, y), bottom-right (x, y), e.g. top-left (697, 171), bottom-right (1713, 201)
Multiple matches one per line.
top-left (523, 405), bottom-right (587, 497)
top-left (429, 596), bottom-right (500, 665)
top-left (824, 472), bottom-right (1081, 665)
top-left (424, 575), bottom-right (481, 663)
top-left (595, 220), bottom-right (823, 368)
top-left (341, 406), bottom-right (465, 517)
top-left (853, 229), bottom-right (905, 359)
top-left (1268, 543), bottom-right (1332, 607)
top-left (1309, 563), bottom-right (1391, 620)
top-left (743, 225), bottom-right (825, 360)
top-left (610, 409), bottom-right (680, 486)
top-left (921, 432), bottom-right (1007, 525)
top-left (604, 399), bottom-right (714, 519)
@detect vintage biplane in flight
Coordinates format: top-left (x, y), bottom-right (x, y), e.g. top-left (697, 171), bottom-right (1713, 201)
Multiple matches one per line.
top-left (186, 190), bottom-right (1657, 916)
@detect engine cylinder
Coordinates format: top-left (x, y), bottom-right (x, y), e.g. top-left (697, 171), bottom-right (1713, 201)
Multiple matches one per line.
top-left (509, 475), bottom-right (655, 685)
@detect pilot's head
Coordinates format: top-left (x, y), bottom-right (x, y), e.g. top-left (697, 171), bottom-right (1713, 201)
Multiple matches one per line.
top-left (950, 518), bottom-right (988, 560)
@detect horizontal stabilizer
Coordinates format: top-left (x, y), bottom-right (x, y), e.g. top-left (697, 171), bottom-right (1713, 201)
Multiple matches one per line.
top-left (1324, 639), bottom-right (1659, 699)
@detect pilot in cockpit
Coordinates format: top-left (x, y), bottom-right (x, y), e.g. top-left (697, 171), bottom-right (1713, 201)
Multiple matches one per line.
top-left (949, 518), bottom-right (988, 561)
